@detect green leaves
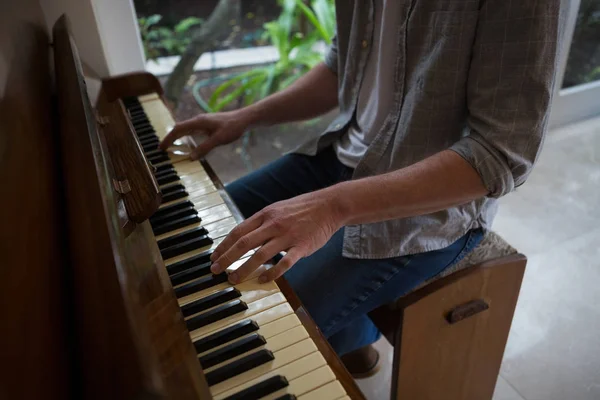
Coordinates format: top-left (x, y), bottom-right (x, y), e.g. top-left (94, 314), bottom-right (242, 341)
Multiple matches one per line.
top-left (138, 14), bottom-right (203, 61)
top-left (209, 0), bottom-right (335, 112)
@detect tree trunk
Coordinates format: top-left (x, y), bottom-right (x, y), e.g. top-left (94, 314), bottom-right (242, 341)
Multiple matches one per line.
top-left (164, 0), bottom-right (241, 106)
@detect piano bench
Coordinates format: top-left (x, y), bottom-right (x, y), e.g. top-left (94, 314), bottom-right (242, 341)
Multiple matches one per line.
top-left (368, 231), bottom-right (526, 400)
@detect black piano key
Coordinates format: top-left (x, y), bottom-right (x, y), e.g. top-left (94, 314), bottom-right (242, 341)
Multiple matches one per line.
top-left (145, 148), bottom-right (165, 158)
top-left (155, 163), bottom-right (175, 173)
top-left (128, 109), bottom-right (146, 117)
top-left (135, 126), bottom-right (155, 136)
top-left (170, 261), bottom-right (212, 286)
top-left (161, 188), bottom-right (188, 204)
top-left (157, 226), bottom-right (208, 250)
top-left (150, 205), bottom-right (195, 228)
top-left (204, 349), bottom-right (274, 386)
top-left (148, 153), bottom-right (170, 164)
top-left (273, 395), bottom-right (297, 400)
top-left (176, 273), bottom-right (229, 299)
top-left (151, 200), bottom-right (192, 219)
top-left (139, 133), bottom-right (159, 143)
top-left (166, 249), bottom-right (213, 276)
top-left (181, 287), bottom-right (241, 318)
top-left (160, 234), bottom-right (213, 260)
top-left (143, 142), bottom-right (160, 153)
top-left (156, 172), bottom-right (179, 186)
top-left (223, 375), bottom-right (289, 400)
top-left (152, 214), bottom-right (199, 236)
top-left (154, 167), bottom-right (176, 180)
top-left (194, 320), bottom-right (259, 354)
top-left (199, 333), bottom-right (266, 369)
top-left (186, 299), bottom-right (247, 332)
top-left (130, 114), bottom-right (149, 123)
top-left (162, 183), bottom-right (185, 195)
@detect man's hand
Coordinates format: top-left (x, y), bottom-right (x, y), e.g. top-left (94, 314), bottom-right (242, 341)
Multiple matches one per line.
top-left (160, 110), bottom-right (252, 160)
top-left (210, 188), bottom-right (345, 284)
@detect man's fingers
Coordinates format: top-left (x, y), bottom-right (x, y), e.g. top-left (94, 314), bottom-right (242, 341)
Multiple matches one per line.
top-left (211, 216), bottom-right (268, 273)
top-left (259, 248), bottom-right (303, 283)
top-left (212, 214), bottom-right (263, 261)
top-left (227, 239), bottom-right (286, 284)
top-left (160, 116), bottom-right (216, 150)
top-left (189, 135), bottom-right (221, 160)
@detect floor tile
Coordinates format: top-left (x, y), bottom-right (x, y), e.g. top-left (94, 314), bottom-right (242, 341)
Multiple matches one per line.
top-left (499, 228), bottom-right (600, 400)
top-left (355, 337), bottom-right (394, 400)
top-left (493, 376), bottom-right (525, 400)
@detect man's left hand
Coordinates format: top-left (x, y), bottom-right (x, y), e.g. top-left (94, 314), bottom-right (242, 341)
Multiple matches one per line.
top-left (209, 189), bottom-right (345, 284)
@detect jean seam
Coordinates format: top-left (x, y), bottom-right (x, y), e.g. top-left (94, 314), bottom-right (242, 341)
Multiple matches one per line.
top-left (322, 258), bottom-right (412, 335)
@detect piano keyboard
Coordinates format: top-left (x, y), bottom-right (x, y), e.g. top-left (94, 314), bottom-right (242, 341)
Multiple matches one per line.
top-left (122, 95), bottom-right (349, 400)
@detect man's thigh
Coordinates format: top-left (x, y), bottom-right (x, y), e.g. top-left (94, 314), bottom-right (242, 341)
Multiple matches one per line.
top-left (225, 146), bottom-right (352, 218)
top-left (284, 228), bottom-right (483, 337)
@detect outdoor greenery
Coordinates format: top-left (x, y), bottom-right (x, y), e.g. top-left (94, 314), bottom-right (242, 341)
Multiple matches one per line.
top-left (205, 0), bottom-right (335, 112)
top-left (138, 14), bottom-right (203, 61)
top-left (563, 0), bottom-right (600, 88)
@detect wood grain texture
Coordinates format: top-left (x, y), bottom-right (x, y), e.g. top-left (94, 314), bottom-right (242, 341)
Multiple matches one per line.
top-left (277, 279), bottom-right (366, 400)
top-left (96, 95), bottom-right (161, 223)
top-left (53, 15), bottom-right (165, 400)
top-left (390, 255), bottom-right (526, 400)
top-left (54, 15), bottom-right (211, 399)
top-left (102, 72), bottom-right (164, 102)
top-left (0, 2), bottom-right (71, 399)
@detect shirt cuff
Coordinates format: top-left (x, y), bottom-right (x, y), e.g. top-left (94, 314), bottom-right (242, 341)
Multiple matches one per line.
top-left (449, 134), bottom-right (515, 198)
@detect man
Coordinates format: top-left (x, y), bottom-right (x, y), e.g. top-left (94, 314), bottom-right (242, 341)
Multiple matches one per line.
top-left (162, 0), bottom-right (562, 376)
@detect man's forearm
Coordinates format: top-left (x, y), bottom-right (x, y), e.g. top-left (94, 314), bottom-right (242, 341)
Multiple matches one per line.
top-left (331, 150), bottom-right (488, 225)
top-left (240, 63), bottom-right (338, 127)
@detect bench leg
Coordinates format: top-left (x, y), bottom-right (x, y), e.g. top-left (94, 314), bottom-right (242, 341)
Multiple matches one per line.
top-left (377, 256), bottom-right (526, 400)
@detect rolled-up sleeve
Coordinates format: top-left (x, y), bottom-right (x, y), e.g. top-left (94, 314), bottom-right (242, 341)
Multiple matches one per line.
top-left (450, 1), bottom-right (563, 198)
top-left (324, 35), bottom-right (339, 74)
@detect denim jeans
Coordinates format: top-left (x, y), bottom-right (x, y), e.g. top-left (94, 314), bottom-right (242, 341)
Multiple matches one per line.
top-left (226, 146), bottom-right (484, 356)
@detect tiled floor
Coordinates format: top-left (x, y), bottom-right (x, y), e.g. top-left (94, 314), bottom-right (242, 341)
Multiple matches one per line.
top-left (356, 115), bottom-right (600, 400)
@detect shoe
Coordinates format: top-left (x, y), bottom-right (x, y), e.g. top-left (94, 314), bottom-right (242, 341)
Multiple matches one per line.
top-left (340, 344), bottom-right (381, 379)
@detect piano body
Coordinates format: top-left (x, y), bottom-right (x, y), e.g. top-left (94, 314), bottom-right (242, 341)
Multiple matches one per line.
top-left (0, 2), bottom-right (365, 399)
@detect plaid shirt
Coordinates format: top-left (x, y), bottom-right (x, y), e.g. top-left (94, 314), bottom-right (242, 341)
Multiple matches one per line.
top-left (295, 0), bottom-right (564, 258)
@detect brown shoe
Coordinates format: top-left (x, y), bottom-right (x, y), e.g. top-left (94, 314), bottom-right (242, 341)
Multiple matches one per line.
top-left (340, 344), bottom-right (381, 379)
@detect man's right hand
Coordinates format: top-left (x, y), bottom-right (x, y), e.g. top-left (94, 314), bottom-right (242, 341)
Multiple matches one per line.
top-left (160, 110), bottom-right (252, 160)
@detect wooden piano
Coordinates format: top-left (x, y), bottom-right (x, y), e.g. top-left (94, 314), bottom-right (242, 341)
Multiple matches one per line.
top-left (0, 3), bottom-right (365, 400)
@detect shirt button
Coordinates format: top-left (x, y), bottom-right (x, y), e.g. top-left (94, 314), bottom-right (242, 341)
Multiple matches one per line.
top-left (335, 123), bottom-right (342, 129)
top-left (361, 40), bottom-right (368, 48)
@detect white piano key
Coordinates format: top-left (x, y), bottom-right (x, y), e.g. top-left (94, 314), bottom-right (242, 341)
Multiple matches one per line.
top-left (260, 365), bottom-right (337, 400)
top-left (138, 93), bottom-right (160, 102)
top-left (165, 237), bottom-right (224, 265)
top-left (196, 313), bottom-right (302, 358)
top-left (203, 216), bottom-right (237, 238)
top-left (202, 324), bottom-right (310, 374)
top-left (190, 293), bottom-right (288, 340)
top-left (197, 204), bottom-right (233, 225)
top-left (209, 338), bottom-right (319, 396)
top-left (188, 191), bottom-right (226, 211)
top-left (179, 276), bottom-right (279, 308)
top-left (212, 351), bottom-right (327, 400)
top-left (298, 380), bottom-right (346, 400)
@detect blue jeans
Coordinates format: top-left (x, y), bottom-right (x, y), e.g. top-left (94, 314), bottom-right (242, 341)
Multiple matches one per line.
top-left (226, 147), bottom-right (483, 356)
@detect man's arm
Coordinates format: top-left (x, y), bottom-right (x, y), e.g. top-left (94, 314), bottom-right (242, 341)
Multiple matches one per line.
top-left (160, 62), bottom-right (339, 156)
top-left (241, 62), bottom-right (339, 128)
top-left (209, 2), bottom-right (563, 284)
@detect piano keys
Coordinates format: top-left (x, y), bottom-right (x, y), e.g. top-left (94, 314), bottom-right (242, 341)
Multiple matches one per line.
top-left (117, 92), bottom-right (358, 399)
top-left (49, 13), bottom-right (364, 399)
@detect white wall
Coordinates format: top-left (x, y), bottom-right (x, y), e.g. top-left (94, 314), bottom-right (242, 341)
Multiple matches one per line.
top-left (91, 0), bottom-right (145, 75)
top-left (39, 0), bottom-right (110, 78)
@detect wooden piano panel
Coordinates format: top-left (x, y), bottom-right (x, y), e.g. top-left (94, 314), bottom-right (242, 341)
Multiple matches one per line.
top-left (0, 1), bottom-right (71, 399)
top-left (53, 16), bottom-right (210, 399)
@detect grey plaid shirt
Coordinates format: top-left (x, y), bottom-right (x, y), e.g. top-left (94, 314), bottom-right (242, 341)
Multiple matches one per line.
top-left (295, 0), bottom-right (564, 258)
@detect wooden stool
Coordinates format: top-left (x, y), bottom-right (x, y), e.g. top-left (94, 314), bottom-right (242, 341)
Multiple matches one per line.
top-left (368, 231), bottom-right (526, 400)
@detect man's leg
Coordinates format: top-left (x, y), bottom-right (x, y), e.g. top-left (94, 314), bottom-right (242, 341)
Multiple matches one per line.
top-left (284, 228), bottom-right (484, 356)
top-left (225, 146), bottom-right (353, 219)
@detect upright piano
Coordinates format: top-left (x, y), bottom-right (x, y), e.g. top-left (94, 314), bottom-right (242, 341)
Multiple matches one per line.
top-left (0, 4), bottom-right (365, 399)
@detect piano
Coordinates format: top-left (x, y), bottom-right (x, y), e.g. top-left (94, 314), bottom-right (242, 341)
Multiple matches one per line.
top-left (0, 3), bottom-right (365, 398)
